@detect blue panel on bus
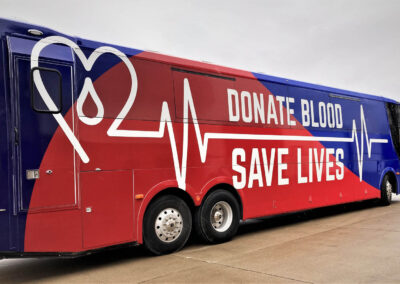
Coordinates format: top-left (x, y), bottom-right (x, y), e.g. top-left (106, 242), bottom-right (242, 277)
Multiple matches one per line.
top-left (8, 36), bottom-right (73, 62)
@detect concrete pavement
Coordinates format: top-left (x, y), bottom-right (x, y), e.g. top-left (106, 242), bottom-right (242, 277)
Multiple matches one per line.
top-left (1, 196), bottom-right (400, 283)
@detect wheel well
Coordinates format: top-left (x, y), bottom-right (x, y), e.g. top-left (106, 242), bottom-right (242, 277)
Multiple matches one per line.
top-left (385, 171), bottom-right (398, 194)
top-left (146, 184), bottom-right (243, 220)
top-left (203, 183), bottom-right (243, 219)
top-left (147, 187), bottom-right (196, 214)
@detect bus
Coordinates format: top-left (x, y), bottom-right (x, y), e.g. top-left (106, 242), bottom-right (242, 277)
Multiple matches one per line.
top-left (0, 18), bottom-right (399, 257)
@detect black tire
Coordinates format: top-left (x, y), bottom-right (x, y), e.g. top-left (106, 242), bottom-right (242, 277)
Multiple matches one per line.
top-left (194, 190), bottom-right (240, 244)
top-left (381, 174), bottom-right (393, 206)
top-left (143, 195), bottom-right (192, 255)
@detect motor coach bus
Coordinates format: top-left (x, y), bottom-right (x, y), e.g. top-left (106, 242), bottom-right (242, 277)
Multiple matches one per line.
top-left (0, 19), bottom-right (399, 257)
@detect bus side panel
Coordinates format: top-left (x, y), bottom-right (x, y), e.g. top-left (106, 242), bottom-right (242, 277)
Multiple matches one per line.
top-left (20, 31), bottom-right (396, 254)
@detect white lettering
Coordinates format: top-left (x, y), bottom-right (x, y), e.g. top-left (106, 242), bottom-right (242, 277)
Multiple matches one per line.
top-left (297, 148), bottom-right (307, 184)
top-left (327, 103), bottom-right (335, 128)
top-left (267, 95), bottom-right (278, 124)
top-left (262, 148), bottom-right (275, 186)
top-left (314, 148), bottom-right (324, 182)
top-left (248, 148), bottom-right (263, 188)
top-left (232, 148), bottom-right (246, 189)
top-left (278, 148), bottom-right (289, 185)
top-left (301, 99), bottom-right (310, 127)
top-left (286, 97), bottom-right (296, 126)
top-left (326, 148), bottom-right (335, 181)
top-left (276, 96), bottom-right (285, 125)
top-left (310, 100), bottom-right (319, 127)
top-left (241, 91), bottom-right (252, 123)
top-left (336, 148), bottom-right (344, 180)
top-left (335, 104), bottom-right (343, 128)
top-left (227, 89), bottom-right (240, 122)
top-left (253, 92), bottom-right (265, 124)
top-left (318, 102), bottom-right (327, 128)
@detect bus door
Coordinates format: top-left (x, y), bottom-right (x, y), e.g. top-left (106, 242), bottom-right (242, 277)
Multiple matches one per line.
top-left (8, 36), bottom-right (77, 248)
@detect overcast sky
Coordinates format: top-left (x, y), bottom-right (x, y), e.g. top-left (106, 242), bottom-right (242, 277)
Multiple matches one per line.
top-left (2, 0), bottom-right (399, 101)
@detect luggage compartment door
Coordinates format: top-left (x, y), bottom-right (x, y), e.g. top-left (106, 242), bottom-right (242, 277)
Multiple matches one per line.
top-left (81, 170), bottom-right (134, 249)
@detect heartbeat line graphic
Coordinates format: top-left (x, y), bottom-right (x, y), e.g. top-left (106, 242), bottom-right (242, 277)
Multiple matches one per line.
top-left (108, 78), bottom-right (388, 190)
top-left (351, 107), bottom-right (388, 181)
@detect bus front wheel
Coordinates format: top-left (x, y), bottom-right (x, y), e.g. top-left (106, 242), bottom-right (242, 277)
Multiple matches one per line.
top-left (381, 174), bottom-right (393, 206)
top-left (143, 195), bottom-right (192, 255)
top-left (194, 190), bottom-right (240, 244)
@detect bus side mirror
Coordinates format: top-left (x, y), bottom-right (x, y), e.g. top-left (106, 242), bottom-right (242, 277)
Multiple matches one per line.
top-left (30, 66), bottom-right (62, 114)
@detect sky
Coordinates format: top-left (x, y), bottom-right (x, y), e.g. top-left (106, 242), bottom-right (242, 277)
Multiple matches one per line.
top-left (1, 0), bottom-right (399, 101)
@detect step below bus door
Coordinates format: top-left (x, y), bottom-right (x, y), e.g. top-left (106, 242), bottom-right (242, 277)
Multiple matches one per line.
top-left (8, 36), bottom-right (78, 250)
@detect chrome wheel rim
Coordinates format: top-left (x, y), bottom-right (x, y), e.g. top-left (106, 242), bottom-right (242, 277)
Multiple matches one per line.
top-left (155, 208), bottom-right (183, 242)
top-left (386, 180), bottom-right (393, 201)
top-left (210, 201), bottom-right (233, 232)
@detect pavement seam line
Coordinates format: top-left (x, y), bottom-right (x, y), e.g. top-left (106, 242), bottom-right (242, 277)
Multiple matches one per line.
top-left (136, 257), bottom-right (209, 284)
top-left (172, 255), bottom-right (314, 284)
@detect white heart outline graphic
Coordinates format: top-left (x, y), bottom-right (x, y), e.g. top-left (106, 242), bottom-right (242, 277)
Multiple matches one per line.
top-left (31, 36), bottom-right (138, 163)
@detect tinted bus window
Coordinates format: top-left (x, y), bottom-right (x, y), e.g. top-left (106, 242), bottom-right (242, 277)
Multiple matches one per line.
top-left (387, 103), bottom-right (400, 158)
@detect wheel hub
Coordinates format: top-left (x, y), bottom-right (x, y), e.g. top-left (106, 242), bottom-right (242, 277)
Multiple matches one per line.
top-left (210, 201), bottom-right (233, 232)
top-left (214, 211), bottom-right (223, 222)
top-left (155, 208), bottom-right (183, 242)
top-left (386, 180), bottom-right (393, 200)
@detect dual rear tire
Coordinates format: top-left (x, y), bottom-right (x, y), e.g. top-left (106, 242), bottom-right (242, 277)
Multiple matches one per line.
top-left (194, 190), bottom-right (240, 244)
top-left (143, 190), bottom-right (240, 255)
top-left (381, 174), bottom-right (393, 206)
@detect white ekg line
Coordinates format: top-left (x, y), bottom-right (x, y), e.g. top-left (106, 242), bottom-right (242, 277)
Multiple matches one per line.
top-left (113, 78), bottom-right (388, 189)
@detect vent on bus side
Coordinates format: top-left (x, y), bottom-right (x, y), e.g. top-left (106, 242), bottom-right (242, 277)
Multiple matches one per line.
top-left (171, 67), bottom-right (236, 81)
top-left (386, 103), bottom-right (400, 159)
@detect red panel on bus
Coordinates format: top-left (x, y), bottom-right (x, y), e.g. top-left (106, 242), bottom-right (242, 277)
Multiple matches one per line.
top-left (81, 170), bottom-right (134, 249)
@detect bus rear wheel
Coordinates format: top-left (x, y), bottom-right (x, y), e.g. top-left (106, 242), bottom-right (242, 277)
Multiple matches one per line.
top-left (143, 195), bottom-right (192, 255)
top-left (194, 190), bottom-right (240, 244)
top-left (380, 174), bottom-right (393, 206)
